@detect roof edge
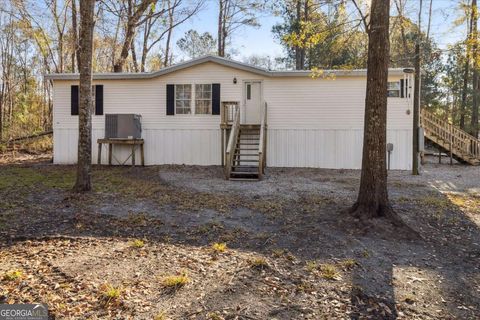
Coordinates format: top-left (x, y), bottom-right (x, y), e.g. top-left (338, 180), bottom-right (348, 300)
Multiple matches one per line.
top-left (44, 55), bottom-right (411, 80)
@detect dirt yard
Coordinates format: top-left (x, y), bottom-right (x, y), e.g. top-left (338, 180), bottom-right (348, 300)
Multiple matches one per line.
top-left (0, 155), bottom-right (479, 319)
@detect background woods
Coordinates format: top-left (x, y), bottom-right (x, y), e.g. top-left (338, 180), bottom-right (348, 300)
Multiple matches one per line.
top-left (0, 0), bottom-right (479, 145)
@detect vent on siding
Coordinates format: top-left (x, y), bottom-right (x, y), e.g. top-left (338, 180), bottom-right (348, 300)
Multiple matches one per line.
top-left (105, 114), bottom-right (118, 138)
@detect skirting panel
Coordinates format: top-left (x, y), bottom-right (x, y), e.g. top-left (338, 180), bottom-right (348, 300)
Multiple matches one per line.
top-left (54, 128), bottom-right (412, 170)
top-left (266, 129), bottom-right (412, 170)
top-left (53, 128), bottom-right (221, 165)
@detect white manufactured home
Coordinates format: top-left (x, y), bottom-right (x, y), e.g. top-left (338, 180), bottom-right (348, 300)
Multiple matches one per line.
top-left (46, 55), bottom-right (414, 179)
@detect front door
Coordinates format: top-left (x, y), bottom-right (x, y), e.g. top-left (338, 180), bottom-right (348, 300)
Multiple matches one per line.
top-left (243, 81), bottom-right (262, 124)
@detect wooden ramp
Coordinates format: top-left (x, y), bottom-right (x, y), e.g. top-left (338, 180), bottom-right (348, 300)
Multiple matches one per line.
top-left (421, 109), bottom-right (480, 165)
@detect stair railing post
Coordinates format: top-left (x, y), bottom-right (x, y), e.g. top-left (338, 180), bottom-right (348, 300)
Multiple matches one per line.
top-left (449, 124), bottom-right (453, 165)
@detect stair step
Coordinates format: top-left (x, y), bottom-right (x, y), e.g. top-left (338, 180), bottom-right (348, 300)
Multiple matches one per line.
top-left (229, 177), bottom-right (260, 181)
top-left (234, 153), bottom-right (259, 156)
top-left (235, 148), bottom-right (259, 151)
top-left (238, 143), bottom-right (259, 145)
top-left (231, 171), bottom-right (259, 175)
top-left (233, 159), bottom-right (259, 163)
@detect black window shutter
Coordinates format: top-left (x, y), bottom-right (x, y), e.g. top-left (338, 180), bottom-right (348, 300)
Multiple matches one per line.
top-left (400, 79), bottom-right (405, 98)
top-left (212, 83), bottom-right (220, 115)
top-left (71, 85), bottom-right (79, 115)
top-left (166, 84), bottom-right (175, 115)
top-left (95, 85), bottom-right (104, 115)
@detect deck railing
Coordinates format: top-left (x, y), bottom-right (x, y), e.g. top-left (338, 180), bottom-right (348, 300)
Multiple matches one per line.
top-left (421, 108), bottom-right (480, 160)
top-left (224, 104), bottom-right (240, 179)
top-left (258, 102), bottom-right (267, 179)
top-left (221, 101), bottom-right (239, 125)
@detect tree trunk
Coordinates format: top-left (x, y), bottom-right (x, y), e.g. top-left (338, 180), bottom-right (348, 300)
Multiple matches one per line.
top-left (350, 0), bottom-right (392, 219)
top-left (295, 0), bottom-right (302, 70)
top-left (164, 0), bottom-right (175, 67)
top-left (472, 0), bottom-right (479, 138)
top-left (71, 0), bottom-right (79, 73)
top-left (131, 40), bottom-right (139, 72)
top-left (412, 0), bottom-right (422, 175)
top-left (218, 0), bottom-right (224, 56)
top-left (74, 0), bottom-right (95, 192)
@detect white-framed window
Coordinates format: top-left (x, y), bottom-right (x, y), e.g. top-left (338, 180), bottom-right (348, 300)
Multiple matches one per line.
top-left (387, 81), bottom-right (400, 97)
top-left (195, 84), bottom-right (212, 114)
top-left (175, 84), bottom-right (192, 114)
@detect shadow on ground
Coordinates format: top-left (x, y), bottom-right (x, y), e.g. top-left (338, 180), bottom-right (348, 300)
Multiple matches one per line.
top-left (0, 159), bottom-right (479, 319)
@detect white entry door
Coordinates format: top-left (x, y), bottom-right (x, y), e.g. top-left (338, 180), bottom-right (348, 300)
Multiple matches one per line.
top-left (243, 81), bottom-right (262, 124)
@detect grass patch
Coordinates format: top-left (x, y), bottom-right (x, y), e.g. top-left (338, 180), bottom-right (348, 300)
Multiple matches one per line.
top-left (154, 311), bottom-right (169, 320)
top-left (319, 264), bottom-right (341, 280)
top-left (419, 195), bottom-right (450, 209)
top-left (162, 273), bottom-right (189, 289)
top-left (340, 259), bottom-right (357, 270)
top-left (447, 194), bottom-right (480, 213)
top-left (129, 239), bottom-right (145, 248)
top-left (305, 260), bottom-right (317, 272)
top-left (211, 242), bottom-right (227, 253)
top-left (100, 284), bottom-right (121, 304)
top-left (249, 257), bottom-right (269, 270)
top-left (0, 167), bottom-right (74, 191)
top-left (3, 269), bottom-right (23, 281)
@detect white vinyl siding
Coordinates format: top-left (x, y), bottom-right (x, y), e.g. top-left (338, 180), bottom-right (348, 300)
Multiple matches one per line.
top-left (52, 61), bottom-right (413, 169)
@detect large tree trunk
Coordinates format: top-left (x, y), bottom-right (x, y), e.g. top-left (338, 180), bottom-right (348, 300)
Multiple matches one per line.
top-left (74, 0), bottom-right (95, 192)
top-left (472, 0), bottom-right (480, 137)
top-left (350, 0), bottom-right (392, 219)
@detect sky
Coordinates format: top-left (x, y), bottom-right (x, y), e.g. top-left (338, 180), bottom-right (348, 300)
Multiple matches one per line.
top-left (171, 0), bottom-right (468, 61)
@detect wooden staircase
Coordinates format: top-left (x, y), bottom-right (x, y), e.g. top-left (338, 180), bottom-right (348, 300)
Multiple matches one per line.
top-left (421, 109), bottom-right (480, 165)
top-left (230, 125), bottom-right (261, 180)
top-left (223, 102), bottom-right (267, 181)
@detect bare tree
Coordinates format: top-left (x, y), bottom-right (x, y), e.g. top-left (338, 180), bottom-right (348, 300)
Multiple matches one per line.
top-left (74, 0), bottom-right (95, 192)
top-left (460, 0), bottom-right (473, 130)
top-left (472, 0), bottom-right (479, 137)
top-left (71, 0), bottom-right (79, 72)
top-left (217, 0), bottom-right (264, 57)
top-left (113, 0), bottom-right (157, 72)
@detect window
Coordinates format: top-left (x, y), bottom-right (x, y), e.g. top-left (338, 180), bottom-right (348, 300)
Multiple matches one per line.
top-left (387, 81), bottom-right (400, 97)
top-left (91, 85), bottom-right (96, 110)
top-left (246, 84), bottom-right (251, 100)
top-left (195, 84), bottom-right (212, 114)
top-left (175, 84), bottom-right (192, 114)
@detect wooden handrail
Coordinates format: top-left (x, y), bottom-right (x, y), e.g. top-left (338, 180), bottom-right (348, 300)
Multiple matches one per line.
top-left (258, 102), bottom-right (267, 179)
top-left (420, 108), bottom-right (480, 160)
top-left (221, 101), bottom-right (239, 125)
top-left (224, 105), bottom-right (240, 179)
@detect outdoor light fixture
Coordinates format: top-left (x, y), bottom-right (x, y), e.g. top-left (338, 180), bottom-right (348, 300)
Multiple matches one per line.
top-left (233, 77), bottom-right (237, 84)
top-left (403, 68), bottom-right (415, 74)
